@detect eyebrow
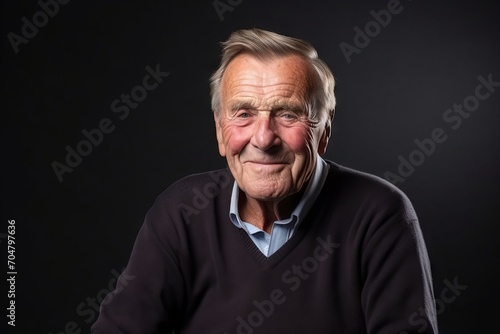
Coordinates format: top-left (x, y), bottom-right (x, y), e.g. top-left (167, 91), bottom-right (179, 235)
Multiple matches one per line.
top-left (228, 100), bottom-right (254, 113)
top-left (228, 100), bottom-right (306, 114)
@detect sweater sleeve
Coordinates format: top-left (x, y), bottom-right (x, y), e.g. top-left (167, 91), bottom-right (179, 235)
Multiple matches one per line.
top-left (360, 190), bottom-right (438, 334)
top-left (91, 200), bottom-right (185, 333)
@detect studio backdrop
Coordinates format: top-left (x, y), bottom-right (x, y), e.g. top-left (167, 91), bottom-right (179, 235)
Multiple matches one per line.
top-left (1, 0), bottom-right (499, 333)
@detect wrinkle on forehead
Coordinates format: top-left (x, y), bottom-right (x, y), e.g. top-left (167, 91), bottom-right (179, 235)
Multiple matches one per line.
top-left (221, 54), bottom-right (313, 112)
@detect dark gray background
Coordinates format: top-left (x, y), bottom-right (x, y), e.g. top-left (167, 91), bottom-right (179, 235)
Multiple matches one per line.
top-left (1, 0), bottom-right (499, 333)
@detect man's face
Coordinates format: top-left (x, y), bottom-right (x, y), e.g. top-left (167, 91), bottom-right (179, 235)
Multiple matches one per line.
top-left (215, 54), bottom-right (330, 201)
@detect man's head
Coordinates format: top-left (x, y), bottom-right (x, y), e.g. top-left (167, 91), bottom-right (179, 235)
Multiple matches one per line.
top-left (210, 28), bottom-right (336, 202)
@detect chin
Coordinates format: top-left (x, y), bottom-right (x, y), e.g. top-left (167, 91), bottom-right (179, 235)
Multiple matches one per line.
top-left (244, 184), bottom-right (293, 201)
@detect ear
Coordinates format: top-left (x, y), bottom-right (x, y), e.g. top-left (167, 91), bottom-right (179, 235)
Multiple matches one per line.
top-left (213, 112), bottom-right (226, 157)
top-left (317, 120), bottom-right (331, 156)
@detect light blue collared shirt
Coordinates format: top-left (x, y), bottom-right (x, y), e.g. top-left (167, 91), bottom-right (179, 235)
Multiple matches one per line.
top-left (229, 155), bottom-right (329, 257)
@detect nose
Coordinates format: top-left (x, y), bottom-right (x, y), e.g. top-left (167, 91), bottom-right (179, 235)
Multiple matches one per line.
top-left (250, 112), bottom-right (281, 151)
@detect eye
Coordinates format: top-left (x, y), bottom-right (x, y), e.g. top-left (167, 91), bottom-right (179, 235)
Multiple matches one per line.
top-left (232, 110), bottom-right (255, 124)
top-left (238, 112), bottom-right (251, 118)
top-left (281, 113), bottom-right (296, 119)
top-left (277, 111), bottom-right (299, 122)
top-left (234, 108), bottom-right (255, 118)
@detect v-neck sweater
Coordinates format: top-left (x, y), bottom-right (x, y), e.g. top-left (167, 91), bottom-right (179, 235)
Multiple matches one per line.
top-left (92, 160), bottom-right (438, 334)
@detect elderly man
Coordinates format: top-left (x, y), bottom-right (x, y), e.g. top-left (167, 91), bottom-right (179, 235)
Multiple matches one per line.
top-left (92, 28), bottom-right (438, 333)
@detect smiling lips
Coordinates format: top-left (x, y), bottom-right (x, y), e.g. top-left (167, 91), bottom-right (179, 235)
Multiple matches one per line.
top-left (248, 161), bottom-right (285, 165)
top-left (245, 159), bottom-right (289, 165)
top-left (245, 161), bottom-right (288, 173)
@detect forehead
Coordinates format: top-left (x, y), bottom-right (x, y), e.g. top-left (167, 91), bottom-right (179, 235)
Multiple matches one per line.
top-left (221, 54), bottom-right (312, 103)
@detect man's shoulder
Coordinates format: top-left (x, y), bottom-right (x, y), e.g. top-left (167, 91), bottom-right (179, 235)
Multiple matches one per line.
top-left (142, 168), bottom-right (234, 228)
top-left (324, 160), bottom-right (415, 218)
top-left (326, 160), bottom-right (401, 192)
top-left (154, 168), bottom-right (234, 206)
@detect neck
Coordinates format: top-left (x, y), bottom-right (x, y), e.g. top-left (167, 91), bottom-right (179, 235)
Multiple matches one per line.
top-left (238, 187), bottom-right (306, 233)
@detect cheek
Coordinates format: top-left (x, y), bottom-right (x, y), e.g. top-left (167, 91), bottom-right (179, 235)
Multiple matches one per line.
top-left (221, 125), bottom-right (251, 155)
top-left (282, 126), bottom-right (318, 156)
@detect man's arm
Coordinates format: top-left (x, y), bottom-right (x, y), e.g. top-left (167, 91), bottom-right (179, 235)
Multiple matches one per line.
top-left (91, 206), bottom-right (185, 333)
top-left (361, 197), bottom-right (438, 333)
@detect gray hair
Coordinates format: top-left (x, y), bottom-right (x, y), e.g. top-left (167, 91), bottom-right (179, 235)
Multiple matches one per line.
top-left (209, 28), bottom-right (336, 126)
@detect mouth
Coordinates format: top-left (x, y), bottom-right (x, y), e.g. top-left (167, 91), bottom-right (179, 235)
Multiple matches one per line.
top-left (245, 161), bottom-right (287, 173)
top-left (246, 161), bottom-right (286, 165)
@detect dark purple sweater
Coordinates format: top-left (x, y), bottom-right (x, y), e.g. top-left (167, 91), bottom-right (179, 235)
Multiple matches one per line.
top-left (92, 161), bottom-right (438, 333)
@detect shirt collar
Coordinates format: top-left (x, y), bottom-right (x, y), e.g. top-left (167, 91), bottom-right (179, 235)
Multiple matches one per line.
top-left (229, 154), bottom-right (329, 232)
